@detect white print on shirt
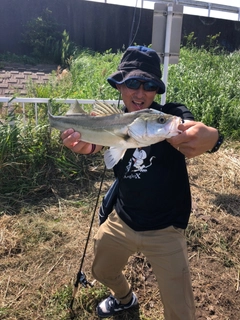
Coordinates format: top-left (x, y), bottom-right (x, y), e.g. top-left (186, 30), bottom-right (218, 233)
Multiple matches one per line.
top-left (124, 147), bottom-right (155, 179)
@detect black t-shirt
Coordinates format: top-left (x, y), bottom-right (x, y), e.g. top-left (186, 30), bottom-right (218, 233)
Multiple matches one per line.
top-left (113, 101), bottom-right (194, 231)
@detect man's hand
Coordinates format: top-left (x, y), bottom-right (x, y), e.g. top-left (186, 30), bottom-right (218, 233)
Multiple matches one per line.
top-left (167, 121), bottom-right (219, 158)
top-left (61, 129), bottom-right (101, 154)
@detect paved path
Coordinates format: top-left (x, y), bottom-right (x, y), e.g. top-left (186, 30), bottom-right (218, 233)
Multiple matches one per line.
top-left (0, 62), bottom-right (57, 96)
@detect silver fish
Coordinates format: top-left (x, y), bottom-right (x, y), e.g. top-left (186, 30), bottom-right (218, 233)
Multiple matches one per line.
top-left (48, 100), bottom-right (182, 169)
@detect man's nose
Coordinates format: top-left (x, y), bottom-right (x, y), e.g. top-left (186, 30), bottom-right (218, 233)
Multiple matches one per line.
top-left (135, 84), bottom-right (145, 96)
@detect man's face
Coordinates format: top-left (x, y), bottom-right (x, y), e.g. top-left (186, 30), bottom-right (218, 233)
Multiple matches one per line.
top-left (116, 81), bottom-right (158, 112)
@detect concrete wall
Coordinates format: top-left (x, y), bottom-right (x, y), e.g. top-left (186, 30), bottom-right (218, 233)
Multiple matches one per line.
top-left (0, 0), bottom-right (239, 55)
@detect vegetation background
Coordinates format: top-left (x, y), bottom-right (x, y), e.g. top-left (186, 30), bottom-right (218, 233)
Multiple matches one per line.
top-left (0, 32), bottom-right (240, 319)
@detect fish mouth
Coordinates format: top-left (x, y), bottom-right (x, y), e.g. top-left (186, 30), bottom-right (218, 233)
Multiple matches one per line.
top-left (171, 118), bottom-right (182, 133)
top-left (158, 117), bottom-right (182, 136)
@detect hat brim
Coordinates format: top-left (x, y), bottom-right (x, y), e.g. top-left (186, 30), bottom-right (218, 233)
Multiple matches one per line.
top-left (107, 69), bottom-right (165, 94)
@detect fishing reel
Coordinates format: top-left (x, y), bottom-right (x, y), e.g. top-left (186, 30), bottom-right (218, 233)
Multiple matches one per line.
top-left (69, 271), bottom-right (95, 313)
top-left (78, 271), bottom-right (94, 288)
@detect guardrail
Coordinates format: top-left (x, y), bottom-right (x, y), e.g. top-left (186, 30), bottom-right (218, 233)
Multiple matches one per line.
top-left (0, 97), bottom-right (123, 125)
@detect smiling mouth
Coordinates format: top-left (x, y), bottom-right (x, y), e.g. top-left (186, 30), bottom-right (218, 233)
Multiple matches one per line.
top-left (133, 101), bottom-right (144, 109)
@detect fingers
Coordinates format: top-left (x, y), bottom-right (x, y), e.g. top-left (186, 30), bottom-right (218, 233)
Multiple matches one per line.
top-left (60, 129), bottom-right (80, 140)
top-left (168, 128), bottom-right (200, 157)
top-left (60, 129), bottom-right (90, 153)
top-left (167, 131), bottom-right (190, 150)
top-left (60, 128), bottom-right (75, 140)
top-left (60, 128), bottom-right (102, 154)
top-left (61, 129), bottom-right (81, 148)
top-left (167, 121), bottom-right (219, 158)
top-left (178, 121), bottom-right (197, 132)
top-left (168, 121), bottom-right (197, 145)
top-left (175, 143), bottom-right (196, 158)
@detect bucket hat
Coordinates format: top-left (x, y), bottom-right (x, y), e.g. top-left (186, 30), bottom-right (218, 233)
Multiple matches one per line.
top-left (107, 46), bottom-right (165, 94)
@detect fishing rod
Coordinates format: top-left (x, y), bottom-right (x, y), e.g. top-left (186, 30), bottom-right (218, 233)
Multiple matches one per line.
top-left (69, 0), bottom-right (143, 314)
top-left (69, 93), bottom-right (123, 315)
top-left (69, 165), bottom-right (106, 314)
top-left (128, 0), bottom-right (143, 47)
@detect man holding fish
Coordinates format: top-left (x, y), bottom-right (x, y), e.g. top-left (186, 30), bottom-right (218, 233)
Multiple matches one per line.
top-left (60, 46), bottom-right (223, 319)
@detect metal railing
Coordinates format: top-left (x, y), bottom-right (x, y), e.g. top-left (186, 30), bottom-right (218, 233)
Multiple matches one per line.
top-left (0, 97), bottom-right (123, 125)
top-left (89, 0), bottom-right (240, 20)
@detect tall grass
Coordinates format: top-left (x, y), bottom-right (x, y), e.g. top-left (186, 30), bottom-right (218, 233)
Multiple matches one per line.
top-left (28, 49), bottom-right (121, 100)
top-left (0, 114), bottom-right (103, 202)
top-left (0, 46), bottom-right (239, 202)
top-left (167, 47), bottom-right (240, 138)
top-left (30, 46), bottom-right (240, 137)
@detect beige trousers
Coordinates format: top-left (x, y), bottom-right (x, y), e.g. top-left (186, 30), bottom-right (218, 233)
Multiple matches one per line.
top-left (92, 211), bottom-right (196, 320)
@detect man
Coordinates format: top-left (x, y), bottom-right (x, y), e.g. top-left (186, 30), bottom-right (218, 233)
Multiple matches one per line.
top-left (61, 46), bottom-right (222, 319)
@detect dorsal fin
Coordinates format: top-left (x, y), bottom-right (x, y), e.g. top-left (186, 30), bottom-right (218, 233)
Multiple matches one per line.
top-left (66, 100), bottom-right (87, 115)
top-left (93, 100), bottom-right (123, 116)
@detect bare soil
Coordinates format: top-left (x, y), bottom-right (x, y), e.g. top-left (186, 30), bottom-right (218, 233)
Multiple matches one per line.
top-left (0, 142), bottom-right (239, 320)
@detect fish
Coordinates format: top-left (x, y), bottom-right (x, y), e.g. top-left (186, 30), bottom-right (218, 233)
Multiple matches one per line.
top-left (48, 100), bottom-right (182, 169)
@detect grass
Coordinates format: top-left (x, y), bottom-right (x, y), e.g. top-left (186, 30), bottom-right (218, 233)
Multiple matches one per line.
top-left (24, 45), bottom-right (240, 138)
top-left (0, 44), bottom-right (240, 319)
top-left (0, 45), bottom-right (239, 198)
top-left (167, 47), bottom-right (240, 138)
top-left (0, 144), bottom-right (239, 319)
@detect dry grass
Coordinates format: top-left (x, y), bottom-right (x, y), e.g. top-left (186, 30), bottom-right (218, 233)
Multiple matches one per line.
top-left (0, 141), bottom-right (239, 320)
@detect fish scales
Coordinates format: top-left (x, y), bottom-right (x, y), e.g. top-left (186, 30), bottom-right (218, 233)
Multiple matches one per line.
top-left (48, 100), bottom-right (182, 168)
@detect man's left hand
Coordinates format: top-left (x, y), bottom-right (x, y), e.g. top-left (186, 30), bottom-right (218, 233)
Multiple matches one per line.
top-left (167, 121), bottom-right (219, 158)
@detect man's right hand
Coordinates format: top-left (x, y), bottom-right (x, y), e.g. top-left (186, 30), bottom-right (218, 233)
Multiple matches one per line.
top-left (61, 129), bottom-right (101, 154)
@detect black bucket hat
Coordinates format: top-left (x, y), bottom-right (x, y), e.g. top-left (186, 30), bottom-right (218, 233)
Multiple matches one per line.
top-left (107, 46), bottom-right (165, 94)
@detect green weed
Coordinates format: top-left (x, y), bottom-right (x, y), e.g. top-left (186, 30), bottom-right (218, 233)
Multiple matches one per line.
top-left (167, 47), bottom-right (240, 137)
top-left (0, 45), bottom-right (239, 204)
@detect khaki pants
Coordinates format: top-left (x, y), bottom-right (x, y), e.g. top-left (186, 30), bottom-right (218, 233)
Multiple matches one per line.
top-left (92, 211), bottom-right (196, 320)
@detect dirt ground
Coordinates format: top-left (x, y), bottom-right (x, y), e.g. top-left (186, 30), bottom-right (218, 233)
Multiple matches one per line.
top-left (0, 142), bottom-right (239, 320)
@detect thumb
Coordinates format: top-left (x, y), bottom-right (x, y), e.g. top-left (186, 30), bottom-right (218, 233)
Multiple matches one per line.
top-left (178, 121), bottom-right (197, 132)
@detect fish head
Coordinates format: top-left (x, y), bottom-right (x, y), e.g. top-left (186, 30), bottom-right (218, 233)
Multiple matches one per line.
top-left (154, 113), bottom-right (182, 138)
top-left (128, 112), bottom-right (182, 145)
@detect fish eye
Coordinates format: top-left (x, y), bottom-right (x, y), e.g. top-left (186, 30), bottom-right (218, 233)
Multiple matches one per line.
top-left (158, 116), bottom-right (166, 124)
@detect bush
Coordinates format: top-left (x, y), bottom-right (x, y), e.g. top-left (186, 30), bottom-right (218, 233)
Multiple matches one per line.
top-left (167, 47), bottom-right (240, 138)
top-left (21, 8), bottom-right (76, 65)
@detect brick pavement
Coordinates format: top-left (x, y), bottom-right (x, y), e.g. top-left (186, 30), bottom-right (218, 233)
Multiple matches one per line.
top-left (0, 62), bottom-right (57, 96)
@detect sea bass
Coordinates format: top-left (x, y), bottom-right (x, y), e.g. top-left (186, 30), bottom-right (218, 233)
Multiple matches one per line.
top-left (48, 100), bottom-right (182, 169)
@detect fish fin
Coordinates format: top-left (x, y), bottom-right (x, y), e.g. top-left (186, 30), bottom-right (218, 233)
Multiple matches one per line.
top-left (93, 100), bottom-right (123, 116)
top-left (66, 100), bottom-right (87, 115)
top-left (104, 147), bottom-right (126, 169)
